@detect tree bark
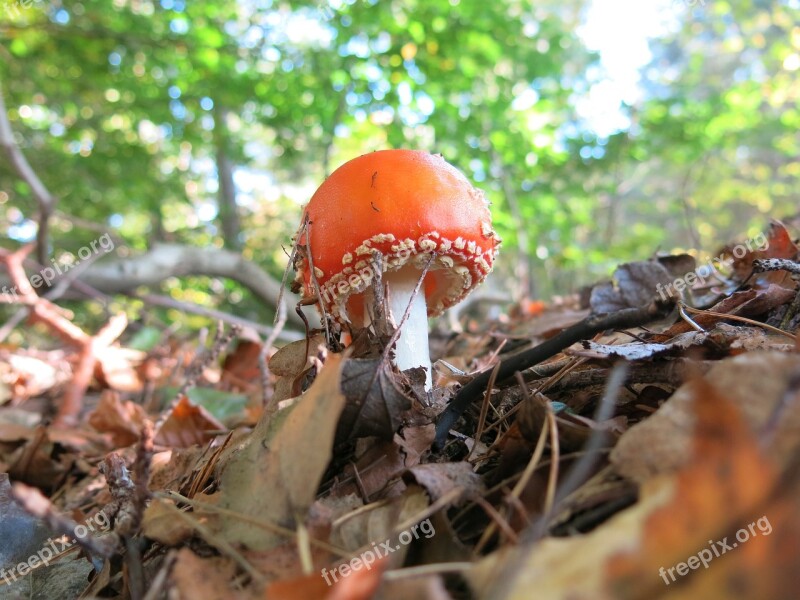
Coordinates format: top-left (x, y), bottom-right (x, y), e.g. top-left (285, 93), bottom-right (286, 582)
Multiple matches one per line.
top-left (213, 105), bottom-right (242, 250)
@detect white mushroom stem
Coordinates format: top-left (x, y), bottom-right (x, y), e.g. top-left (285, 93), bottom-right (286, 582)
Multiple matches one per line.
top-left (384, 268), bottom-right (433, 391)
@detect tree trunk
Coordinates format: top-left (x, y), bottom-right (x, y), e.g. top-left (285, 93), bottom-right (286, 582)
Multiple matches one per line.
top-left (214, 105), bottom-right (242, 250)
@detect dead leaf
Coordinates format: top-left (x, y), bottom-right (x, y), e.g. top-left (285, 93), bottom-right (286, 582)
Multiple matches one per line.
top-left (170, 547), bottom-right (250, 600)
top-left (214, 353), bottom-right (347, 551)
top-left (221, 340), bottom-right (263, 390)
top-left (469, 374), bottom-right (800, 599)
top-left (95, 347), bottom-right (144, 392)
top-left (331, 485), bottom-right (429, 558)
top-left (590, 257), bottom-right (695, 312)
top-left (88, 390), bottom-right (147, 446)
top-left (404, 462), bottom-right (482, 505)
top-left (269, 335), bottom-right (324, 377)
top-left (155, 395), bottom-right (226, 448)
top-left (729, 219), bottom-right (799, 285)
top-left (142, 498), bottom-right (197, 546)
top-left (337, 358), bottom-right (413, 442)
top-left (611, 351), bottom-right (800, 483)
top-left (265, 555), bottom-right (388, 600)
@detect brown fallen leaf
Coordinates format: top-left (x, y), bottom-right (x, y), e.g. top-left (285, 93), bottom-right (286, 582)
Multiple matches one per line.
top-left (155, 395), bottom-right (226, 448)
top-left (404, 462), bottom-right (483, 505)
top-left (603, 378), bottom-right (797, 599)
top-left (610, 351), bottom-right (800, 483)
top-left (728, 219), bottom-right (799, 285)
top-left (265, 555), bottom-right (388, 600)
top-left (658, 285), bottom-right (796, 337)
top-left (221, 339), bottom-right (263, 390)
top-left (331, 438), bottom-right (408, 500)
top-left (330, 484), bottom-right (429, 561)
top-left (88, 390), bottom-right (147, 447)
top-left (575, 322), bottom-right (794, 362)
top-left (214, 352), bottom-right (347, 551)
top-left (0, 352), bottom-right (67, 400)
top-left (142, 497), bottom-right (197, 546)
top-left (8, 425), bottom-right (69, 491)
top-left (170, 547), bottom-right (252, 600)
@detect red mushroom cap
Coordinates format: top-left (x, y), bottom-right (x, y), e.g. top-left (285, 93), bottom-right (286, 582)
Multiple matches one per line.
top-left (294, 149), bottom-right (500, 323)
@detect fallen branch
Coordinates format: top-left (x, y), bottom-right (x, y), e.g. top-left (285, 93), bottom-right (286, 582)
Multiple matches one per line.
top-left (79, 243), bottom-right (303, 326)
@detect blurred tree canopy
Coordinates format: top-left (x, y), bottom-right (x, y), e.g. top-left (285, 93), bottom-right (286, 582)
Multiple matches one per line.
top-left (1, 0), bottom-right (798, 329)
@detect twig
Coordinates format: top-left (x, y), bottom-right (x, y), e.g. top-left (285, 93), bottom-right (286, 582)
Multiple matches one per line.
top-left (435, 300), bottom-right (674, 448)
top-left (680, 302), bottom-right (797, 340)
top-left (678, 303), bottom-right (705, 332)
top-left (466, 361), bottom-right (501, 461)
top-left (0, 249), bottom-right (111, 344)
top-left (133, 421), bottom-right (154, 525)
top-left (542, 362), bottom-right (628, 532)
top-left (260, 296), bottom-right (288, 409)
top-left (752, 258), bottom-right (800, 276)
top-left (472, 495), bottom-right (518, 544)
top-left (141, 552), bottom-right (177, 600)
top-left (0, 245), bottom-right (128, 426)
top-left (543, 395), bottom-right (559, 517)
top-left (382, 562), bottom-right (473, 580)
top-left (59, 312), bottom-right (128, 427)
top-left (474, 375), bottom-right (549, 554)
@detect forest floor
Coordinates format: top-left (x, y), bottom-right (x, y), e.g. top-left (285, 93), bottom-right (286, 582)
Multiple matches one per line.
top-left (1, 220), bottom-right (800, 600)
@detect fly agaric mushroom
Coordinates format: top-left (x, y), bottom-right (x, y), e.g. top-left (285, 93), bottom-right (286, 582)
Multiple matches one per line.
top-left (292, 149), bottom-right (499, 390)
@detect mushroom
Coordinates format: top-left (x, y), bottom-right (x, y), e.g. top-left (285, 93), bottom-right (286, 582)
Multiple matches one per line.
top-left (292, 149), bottom-right (500, 390)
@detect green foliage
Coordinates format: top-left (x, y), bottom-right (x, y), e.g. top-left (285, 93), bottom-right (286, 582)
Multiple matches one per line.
top-left (0, 0), bottom-right (797, 320)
